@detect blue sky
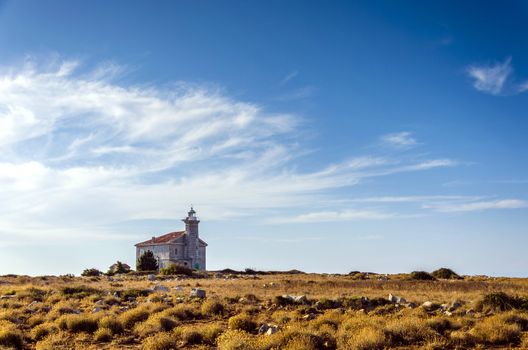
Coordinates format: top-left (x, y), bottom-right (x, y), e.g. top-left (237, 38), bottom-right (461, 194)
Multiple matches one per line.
top-left (0, 0), bottom-right (527, 276)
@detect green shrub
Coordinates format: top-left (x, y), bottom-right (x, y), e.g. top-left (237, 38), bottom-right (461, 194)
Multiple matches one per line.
top-left (159, 264), bottom-right (193, 276)
top-left (81, 268), bottom-right (102, 277)
top-left (431, 268), bottom-right (462, 280)
top-left (477, 292), bottom-right (520, 312)
top-left (59, 285), bottom-right (100, 298)
top-left (137, 251), bottom-right (159, 272)
top-left (228, 313), bottom-right (256, 332)
top-left (409, 271), bottom-right (436, 281)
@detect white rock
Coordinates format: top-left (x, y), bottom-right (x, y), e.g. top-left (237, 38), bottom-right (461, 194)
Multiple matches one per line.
top-left (266, 325), bottom-right (278, 335)
top-left (190, 288), bottom-right (206, 299)
top-left (153, 285), bottom-right (170, 293)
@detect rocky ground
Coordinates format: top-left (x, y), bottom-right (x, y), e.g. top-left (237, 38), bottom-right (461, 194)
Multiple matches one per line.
top-left (1, 271), bottom-right (528, 349)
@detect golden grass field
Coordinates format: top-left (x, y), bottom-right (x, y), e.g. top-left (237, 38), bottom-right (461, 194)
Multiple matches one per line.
top-left (2, 271), bottom-right (528, 349)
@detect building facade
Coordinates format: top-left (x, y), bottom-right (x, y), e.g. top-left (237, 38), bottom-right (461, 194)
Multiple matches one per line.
top-left (135, 208), bottom-right (207, 270)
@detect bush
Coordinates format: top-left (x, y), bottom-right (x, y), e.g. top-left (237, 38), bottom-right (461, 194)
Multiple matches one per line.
top-left (469, 314), bottom-right (522, 345)
top-left (108, 261), bottom-right (131, 275)
top-left (141, 332), bottom-right (176, 350)
top-left (217, 330), bottom-right (256, 350)
top-left (30, 322), bottom-right (58, 341)
top-left (180, 328), bottom-right (204, 345)
top-left (201, 299), bottom-right (225, 316)
top-left (119, 306), bottom-right (151, 329)
top-left (98, 316), bottom-right (124, 334)
top-left (431, 268), bottom-right (462, 280)
top-left (81, 268), bottom-right (102, 277)
top-left (409, 271), bottom-right (436, 281)
top-left (35, 331), bottom-right (73, 350)
top-left (161, 304), bottom-right (200, 321)
top-left (0, 327), bottom-right (23, 350)
top-left (60, 285), bottom-right (100, 298)
top-left (159, 264), bottom-right (193, 276)
top-left (476, 292), bottom-right (526, 312)
top-left (137, 251), bottom-right (159, 272)
top-left (94, 327), bottom-right (113, 342)
top-left (228, 313), bottom-right (256, 332)
top-left (56, 314), bottom-right (98, 333)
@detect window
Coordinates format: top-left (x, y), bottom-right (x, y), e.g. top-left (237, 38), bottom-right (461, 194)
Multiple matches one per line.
top-left (174, 248), bottom-right (178, 255)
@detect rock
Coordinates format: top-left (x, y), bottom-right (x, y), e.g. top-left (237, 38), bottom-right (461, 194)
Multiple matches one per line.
top-left (173, 286), bottom-right (183, 292)
top-left (266, 325), bottom-right (278, 335)
top-left (406, 302), bottom-right (417, 309)
top-left (153, 285), bottom-right (170, 293)
top-left (422, 301), bottom-right (440, 311)
top-left (302, 313), bottom-right (316, 320)
top-left (95, 300), bottom-right (104, 305)
top-left (444, 311), bottom-right (453, 316)
top-left (0, 295), bottom-right (15, 300)
top-left (466, 309), bottom-right (475, 316)
top-left (388, 294), bottom-right (405, 304)
top-left (147, 274), bottom-right (156, 281)
top-left (258, 324), bottom-right (270, 334)
top-left (282, 295), bottom-right (308, 304)
top-left (449, 300), bottom-right (462, 311)
top-left (190, 288), bottom-right (206, 299)
top-left (92, 307), bottom-right (102, 313)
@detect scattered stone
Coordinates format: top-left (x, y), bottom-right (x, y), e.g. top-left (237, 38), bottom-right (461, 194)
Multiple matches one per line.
top-left (147, 274), bottom-right (156, 281)
top-left (95, 300), bottom-right (104, 305)
top-left (302, 313), bottom-right (316, 320)
top-left (444, 311), bottom-right (453, 316)
top-left (258, 324), bottom-right (270, 334)
top-left (466, 309), bottom-right (475, 316)
top-left (422, 301), bottom-right (440, 311)
top-left (173, 286), bottom-right (183, 292)
top-left (190, 288), bottom-right (206, 299)
top-left (282, 295), bottom-right (308, 304)
top-left (153, 285), bottom-right (170, 293)
top-left (388, 294), bottom-right (406, 304)
top-left (406, 302), bottom-right (417, 309)
top-left (266, 325), bottom-right (278, 335)
top-left (0, 295), bottom-right (15, 300)
top-left (92, 307), bottom-right (102, 313)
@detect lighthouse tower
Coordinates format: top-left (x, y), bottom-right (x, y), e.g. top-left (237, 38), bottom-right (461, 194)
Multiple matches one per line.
top-left (183, 207), bottom-right (201, 269)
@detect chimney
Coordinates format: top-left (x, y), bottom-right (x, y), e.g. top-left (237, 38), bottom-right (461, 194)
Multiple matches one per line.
top-left (152, 236), bottom-right (156, 242)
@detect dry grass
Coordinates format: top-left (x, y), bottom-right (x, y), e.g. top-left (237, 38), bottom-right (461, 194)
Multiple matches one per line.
top-left (3, 272), bottom-right (528, 349)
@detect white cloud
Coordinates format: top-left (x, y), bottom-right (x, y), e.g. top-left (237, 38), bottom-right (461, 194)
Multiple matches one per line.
top-left (381, 132), bottom-right (417, 148)
top-left (280, 70), bottom-right (298, 85)
top-left (467, 58), bottom-right (512, 95)
top-left (424, 199), bottom-right (528, 213)
top-left (277, 209), bottom-right (397, 223)
top-left (0, 58), bottom-right (461, 238)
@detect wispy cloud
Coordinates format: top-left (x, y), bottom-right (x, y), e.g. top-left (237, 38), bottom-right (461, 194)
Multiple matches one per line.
top-left (381, 132), bottom-right (418, 149)
top-left (424, 199), bottom-right (528, 213)
top-left (467, 57), bottom-right (512, 95)
top-left (280, 70), bottom-right (299, 85)
top-left (0, 58), bottom-right (463, 238)
top-left (276, 209), bottom-right (398, 223)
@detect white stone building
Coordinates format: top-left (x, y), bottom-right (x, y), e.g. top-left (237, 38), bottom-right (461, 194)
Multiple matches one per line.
top-left (135, 208), bottom-right (207, 270)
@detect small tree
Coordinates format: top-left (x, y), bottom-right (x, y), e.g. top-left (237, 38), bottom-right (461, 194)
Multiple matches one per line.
top-left (107, 261), bottom-right (131, 275)
top-left (137, 251), bottom-right (159, 272)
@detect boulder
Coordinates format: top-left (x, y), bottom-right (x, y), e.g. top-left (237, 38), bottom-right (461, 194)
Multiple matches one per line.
top-left (422, 301), bottom-right (440, 311)
top-left (147, 274), bottom-right (156, 281)
top-left (153, 285), bottom-right (170, 293)
top-left (190, 288), bottom-right (206, 299)
top-left (388, 294), bottom-right (405, 303)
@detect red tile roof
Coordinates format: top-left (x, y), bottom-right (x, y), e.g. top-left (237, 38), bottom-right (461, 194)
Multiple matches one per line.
top-left (135, 231), bottom-right (185, 246)
top-left (135, 231), bottom-right (208, 247)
